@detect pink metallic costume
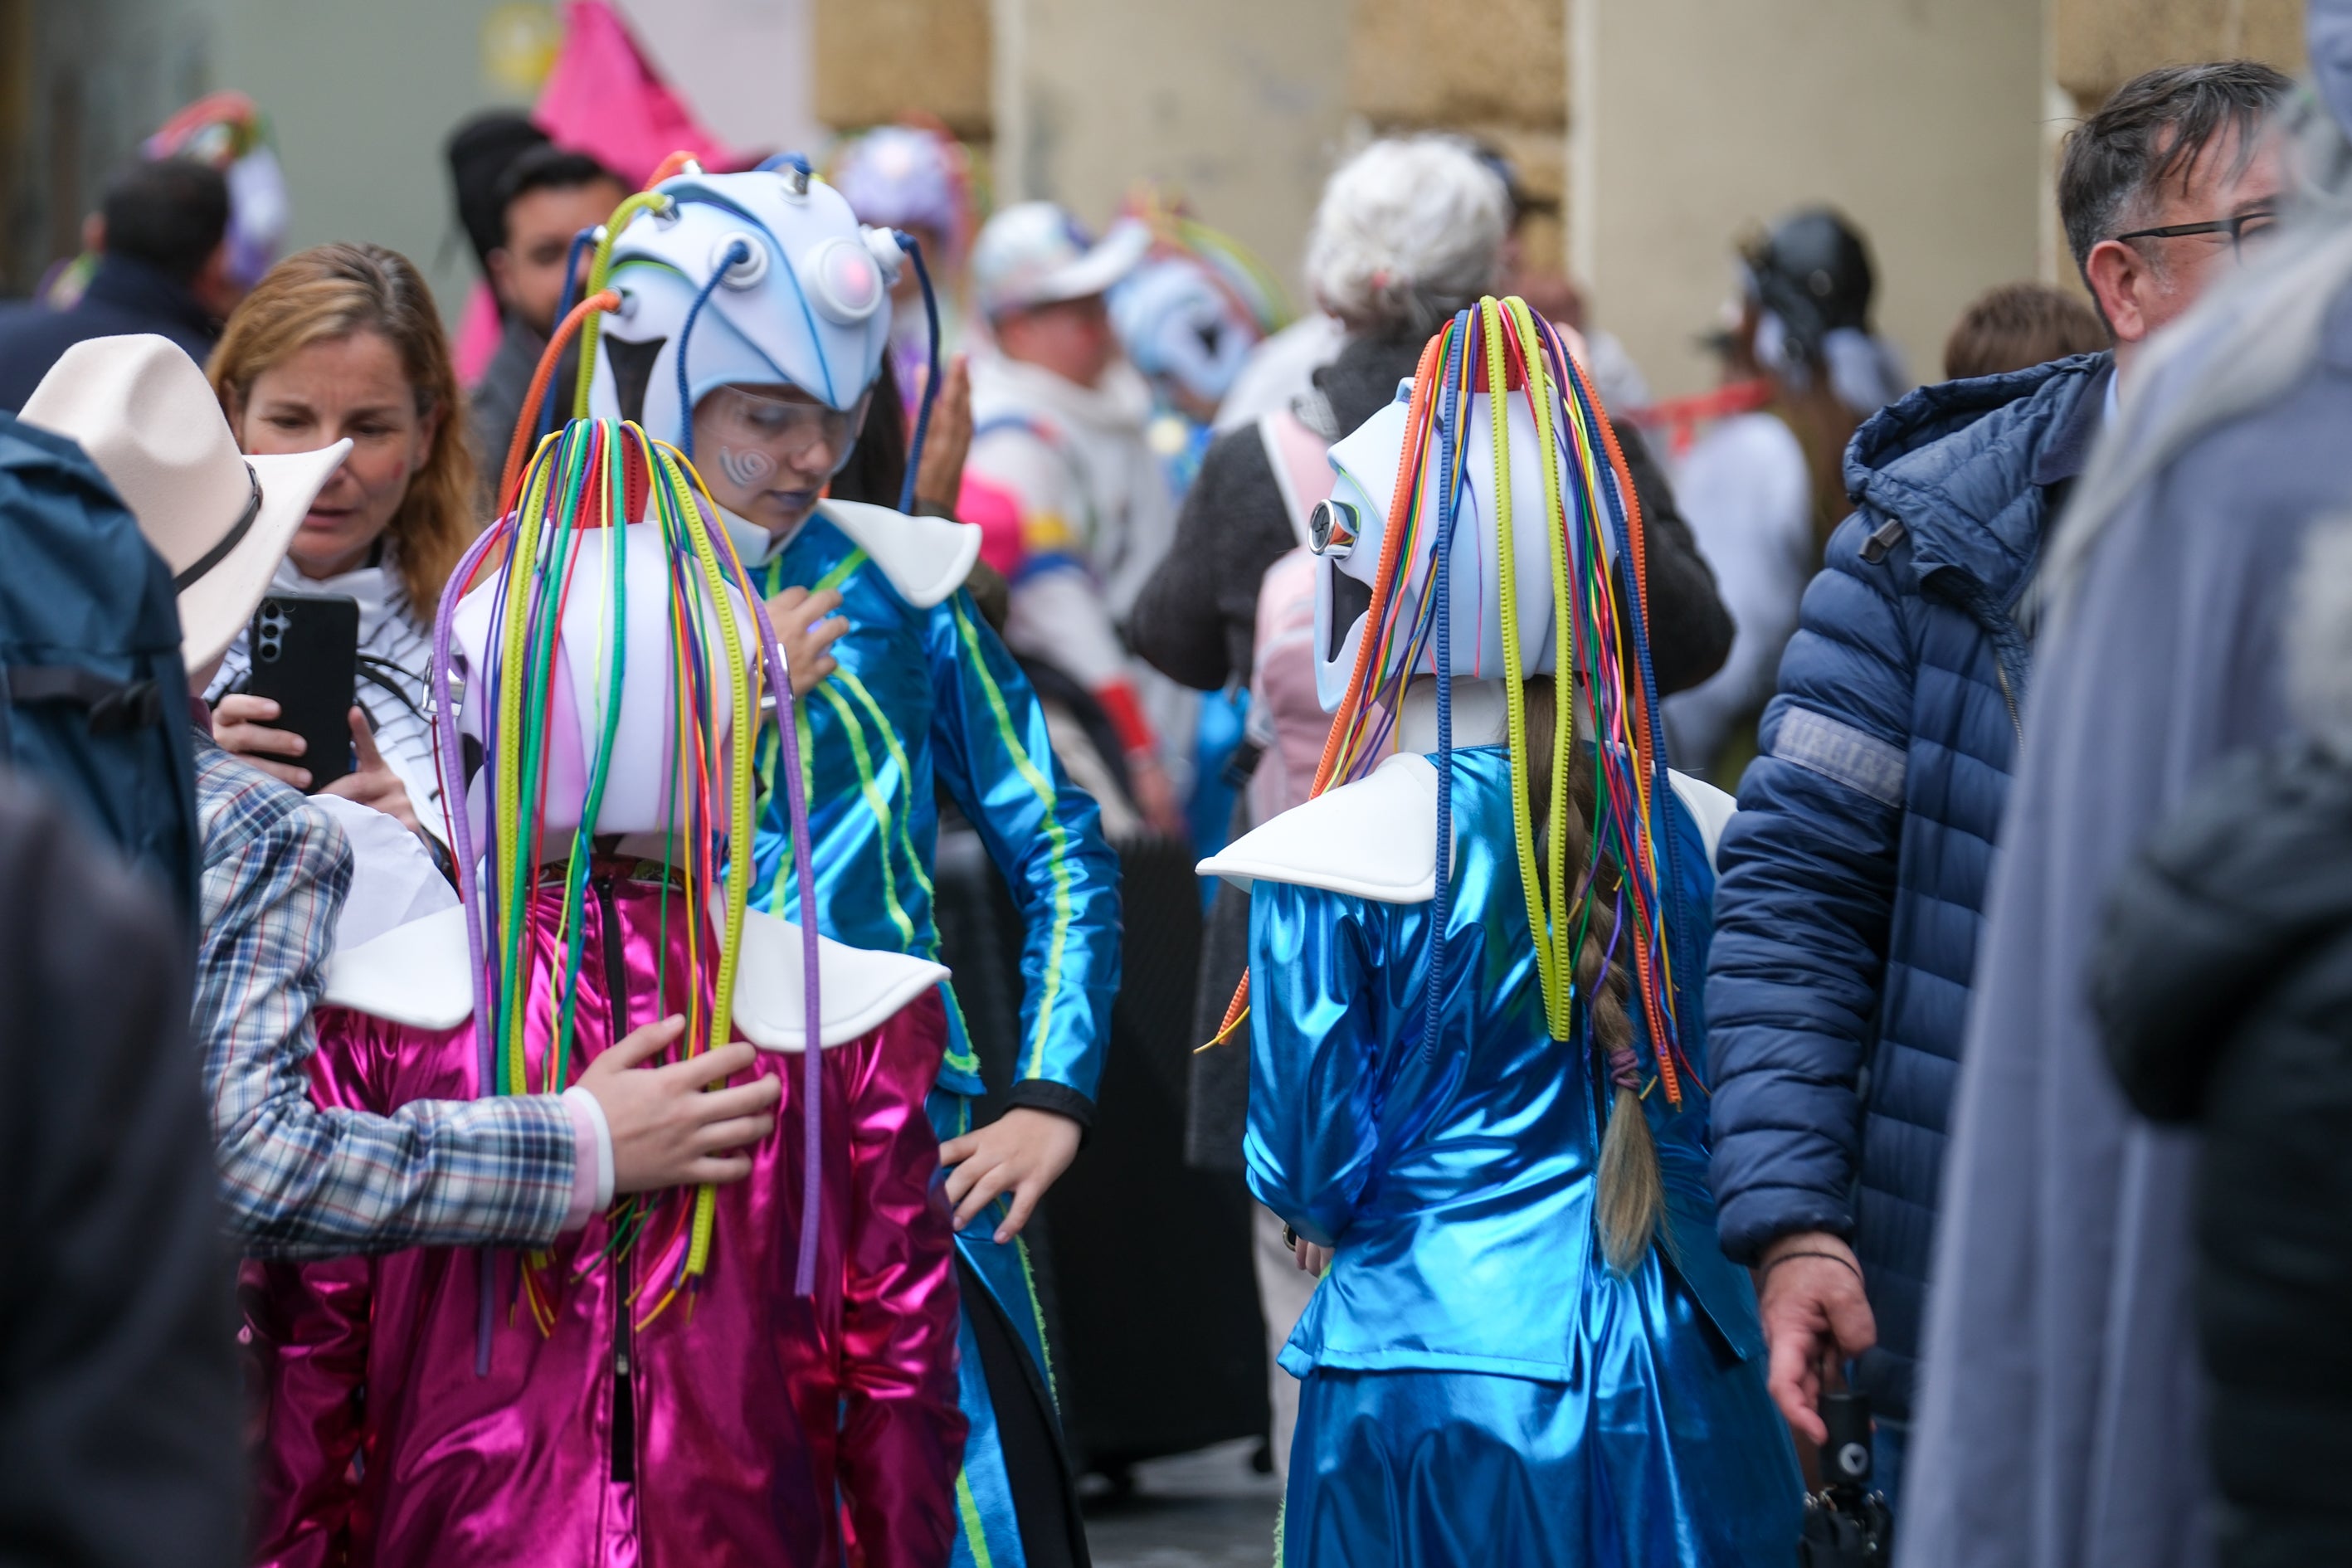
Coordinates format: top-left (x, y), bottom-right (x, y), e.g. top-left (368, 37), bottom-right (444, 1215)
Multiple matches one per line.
top-left (247, 870), bottom-right (964, 1568)
top-left (247, 420), bottom-right (967, 1566)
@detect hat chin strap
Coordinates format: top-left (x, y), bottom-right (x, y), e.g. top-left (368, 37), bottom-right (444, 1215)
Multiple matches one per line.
top-left (173, 464), bottom-right (261, 592)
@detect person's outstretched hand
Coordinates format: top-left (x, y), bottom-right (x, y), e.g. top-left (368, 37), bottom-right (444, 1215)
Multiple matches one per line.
top-left (765, 585), bottom-right (849, 697)
top-left (939, 1105), bottom-right (1083, 1244)
top-left (1756, 1230), bottom-right (1877, 1446)
top-left (578, 1015), bottom-right (783, 1192)
top-left (913, 353), bottom-right (972, 514)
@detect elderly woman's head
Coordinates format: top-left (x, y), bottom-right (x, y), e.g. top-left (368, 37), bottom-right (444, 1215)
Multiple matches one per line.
top-left (1304, 137), bottom-right (1510, 338)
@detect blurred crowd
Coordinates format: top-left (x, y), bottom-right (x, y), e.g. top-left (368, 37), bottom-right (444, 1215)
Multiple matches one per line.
top-left (7, 7), bottom-right (2352, 1567)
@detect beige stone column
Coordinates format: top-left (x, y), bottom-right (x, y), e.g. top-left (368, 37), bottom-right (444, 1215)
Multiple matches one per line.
top-left (1569, 0), bottom-right (2048, 400)
top-left (992, 0), bottom-right (1350, 294)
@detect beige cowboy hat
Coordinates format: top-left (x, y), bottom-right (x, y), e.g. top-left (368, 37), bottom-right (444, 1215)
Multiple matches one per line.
top-left (19, 334), bottom-right (350, 672)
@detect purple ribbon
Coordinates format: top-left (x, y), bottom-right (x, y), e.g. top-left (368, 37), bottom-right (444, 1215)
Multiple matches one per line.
top-left (717, 526), bottom-right (825, 1298)
top-left (1591, 886), bottom-right (1639, 1092)
top-left (432, 518), bottom-right (512, 1378)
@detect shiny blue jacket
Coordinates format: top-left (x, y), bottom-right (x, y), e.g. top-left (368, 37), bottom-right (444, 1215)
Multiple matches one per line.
top-left (1706, 354), bottom-right (2109, 1418)
top-left (1244, 747), bottom-right (1797, 1561)
top-left (1246, 747), bottom-right (1760, 1376)
top-left (741, 504), bottom-right (1121, 1119)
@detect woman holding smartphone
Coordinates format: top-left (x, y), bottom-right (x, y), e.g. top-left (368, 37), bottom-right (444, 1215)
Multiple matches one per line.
top-left (206, 241), bottom-right (477, 841)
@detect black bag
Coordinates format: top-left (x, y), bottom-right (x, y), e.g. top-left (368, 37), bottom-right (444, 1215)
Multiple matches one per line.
top-left (0, 414), bottom-right (200, 924)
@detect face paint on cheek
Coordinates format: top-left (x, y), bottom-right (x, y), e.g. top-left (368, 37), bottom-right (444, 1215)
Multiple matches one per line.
top-left (717, 445), bottom-right (777, 492)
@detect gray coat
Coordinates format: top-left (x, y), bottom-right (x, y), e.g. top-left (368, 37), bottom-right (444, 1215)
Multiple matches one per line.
top-left (1900, 209), bottom-right (2352, 1568)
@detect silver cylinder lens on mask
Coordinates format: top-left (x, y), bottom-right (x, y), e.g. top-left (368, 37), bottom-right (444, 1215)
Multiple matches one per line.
top-left (1310, 497), bottom-right (1361, 559)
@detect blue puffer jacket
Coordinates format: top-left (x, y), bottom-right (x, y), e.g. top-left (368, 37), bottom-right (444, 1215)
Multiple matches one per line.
top-left (1705, 353), bottom-right (2110, 1419)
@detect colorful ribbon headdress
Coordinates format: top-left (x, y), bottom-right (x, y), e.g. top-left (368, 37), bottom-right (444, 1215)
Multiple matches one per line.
top-left (434, 416), bottom-right (830, 1341)
top-left (1214, 296), bottom-right (1699, 1270)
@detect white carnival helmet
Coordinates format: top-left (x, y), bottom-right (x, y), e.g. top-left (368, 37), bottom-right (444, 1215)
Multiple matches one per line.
top-left (1109, 253), bottom-right (1262, 409)
top-left (1307, 357), bottom-right (1615, 713)
top-left (443, 516), bottom-right (761, 853)
top-left (587, 163), bottom-right (903, 450)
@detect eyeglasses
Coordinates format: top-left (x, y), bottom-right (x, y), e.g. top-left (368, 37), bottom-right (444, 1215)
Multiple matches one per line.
top-left (2111, 209), bottom-right (2281, 256)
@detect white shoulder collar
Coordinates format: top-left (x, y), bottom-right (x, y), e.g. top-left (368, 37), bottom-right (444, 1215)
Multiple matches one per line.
top-left (731, 908), bottom-right (948, 1051)
top-left (1198, 753), bottom-right (1445, 903)
top-left (1668, 771), bottom-right (1736, 873)
top-left (816, 499), bottom-right (981, 609)
top-left (319, 903), bottom-right (949, 1052)
top-left (322, 904), bottom-right (475, 1030)
top-left (1195, 755), bottom-right (1739, 903)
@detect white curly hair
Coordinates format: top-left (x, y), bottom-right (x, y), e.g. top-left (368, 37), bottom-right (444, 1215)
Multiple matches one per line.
top-left (1303, 136), bottom-right (1510, 334)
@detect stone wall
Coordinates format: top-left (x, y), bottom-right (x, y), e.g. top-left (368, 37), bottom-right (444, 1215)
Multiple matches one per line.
top-left (1346, 0), bottom-right (1569, 270)
top-left (1573, 0), bottom-right (2048, 400)
top-left (812, 0), bottom-right (991, 144)
top-left (2053, 0), bottom-right (2306, 109)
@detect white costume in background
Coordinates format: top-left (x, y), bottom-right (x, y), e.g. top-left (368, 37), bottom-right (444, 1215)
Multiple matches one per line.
top-left (1661, 412), bottom-right (1814, 772)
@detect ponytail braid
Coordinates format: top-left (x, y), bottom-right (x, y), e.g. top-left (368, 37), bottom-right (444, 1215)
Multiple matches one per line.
top-left (1524, 677), bottom-right (1664, 1275)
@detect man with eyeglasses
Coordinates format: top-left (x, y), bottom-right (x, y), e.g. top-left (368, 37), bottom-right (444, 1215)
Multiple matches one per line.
top-left (1702, 58), bottom-right (2291, 1523)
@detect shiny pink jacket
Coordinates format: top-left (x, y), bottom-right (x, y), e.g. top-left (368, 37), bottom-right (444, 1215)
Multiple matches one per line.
top-left (246, 867), bottom-right (967, 1568)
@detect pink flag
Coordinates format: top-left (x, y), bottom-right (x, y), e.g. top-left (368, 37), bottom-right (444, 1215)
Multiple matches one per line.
top-left (532, 1), bottom-right (746, 188)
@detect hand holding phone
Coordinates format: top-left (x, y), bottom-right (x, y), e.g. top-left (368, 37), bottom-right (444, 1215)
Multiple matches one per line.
top-left (228, 594), bottom-right (360, 791)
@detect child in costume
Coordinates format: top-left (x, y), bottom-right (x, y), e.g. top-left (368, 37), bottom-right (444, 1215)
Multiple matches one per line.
top-left (1201, 298), bottom-right (1802, 1565)
top-left (248, 419), bottom-right (967, 1566)
top-left (553, 158), bottom-right (1119, 1568)
top-left (830, 121), bottom-right (979, 414)
top-left (1106, 207), bottom-right (1286, 862)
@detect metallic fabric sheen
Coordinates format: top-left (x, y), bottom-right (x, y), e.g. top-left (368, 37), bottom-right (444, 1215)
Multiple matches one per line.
top-left (746, 508), bottom-right (1122, 1102)
top-left (743, 508), bottom-right (1122, 1568)
top-left (1247, 747), bottom-right (1802, 1564)
top-left (246, 865), bottom-right (967, 1568)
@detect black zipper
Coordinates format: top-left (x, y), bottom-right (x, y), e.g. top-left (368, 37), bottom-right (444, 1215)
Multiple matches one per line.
top-left (595, 874), bottom-right (636, 1488)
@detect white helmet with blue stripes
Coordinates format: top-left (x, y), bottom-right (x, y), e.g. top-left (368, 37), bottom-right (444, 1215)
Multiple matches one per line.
top-left (587, 162), bottom-right (904, 450)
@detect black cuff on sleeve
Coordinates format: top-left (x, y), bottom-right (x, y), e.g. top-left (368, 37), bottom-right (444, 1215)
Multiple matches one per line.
top-left (1005, 1079), bottom-right (1097, 1138)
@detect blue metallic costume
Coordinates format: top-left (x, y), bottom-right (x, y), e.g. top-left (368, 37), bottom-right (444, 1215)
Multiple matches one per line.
top-left (580, 162), bottom-right (1122, 1568)
top-left (727, 502), bottom-right (1120, 1568)
top-left (1247, 751), bottom-right (1796, 1564)
top-left (1205, 298), bottom-right (1799, 1564)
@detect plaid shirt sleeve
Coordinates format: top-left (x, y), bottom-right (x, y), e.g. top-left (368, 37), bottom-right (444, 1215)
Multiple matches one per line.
top-left (192, 742), bottom-right (578, 1259)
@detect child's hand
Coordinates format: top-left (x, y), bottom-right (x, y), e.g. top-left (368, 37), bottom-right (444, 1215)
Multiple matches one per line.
top-left (765, 586), bottom-right (847, 696)
top-left (581, 1015), bottom-right (783, 1192)
top-left (938, 1106), bottom-right (1083, 1244)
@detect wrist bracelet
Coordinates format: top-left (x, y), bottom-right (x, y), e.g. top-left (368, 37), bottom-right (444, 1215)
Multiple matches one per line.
top-left (1762, 1248), bottom-right (1863, 1283)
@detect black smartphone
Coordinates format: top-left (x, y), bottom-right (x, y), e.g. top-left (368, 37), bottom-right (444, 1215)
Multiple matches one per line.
top-left (245, 593), bottom-right (359, 791)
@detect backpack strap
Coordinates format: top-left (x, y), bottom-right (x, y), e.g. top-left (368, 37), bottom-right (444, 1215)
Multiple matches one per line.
top-left (1256, 409), bottom-right (1336, 553)
top-left (2, 665), bottom-right (166, 734)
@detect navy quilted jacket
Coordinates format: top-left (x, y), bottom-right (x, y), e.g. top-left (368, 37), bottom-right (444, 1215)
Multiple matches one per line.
top-left (1705, 353), bottom-right (2111, 1419)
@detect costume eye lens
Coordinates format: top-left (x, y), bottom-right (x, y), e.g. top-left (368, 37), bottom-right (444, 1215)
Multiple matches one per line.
top-left (1311, 499), bottom-right (1360, 559)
